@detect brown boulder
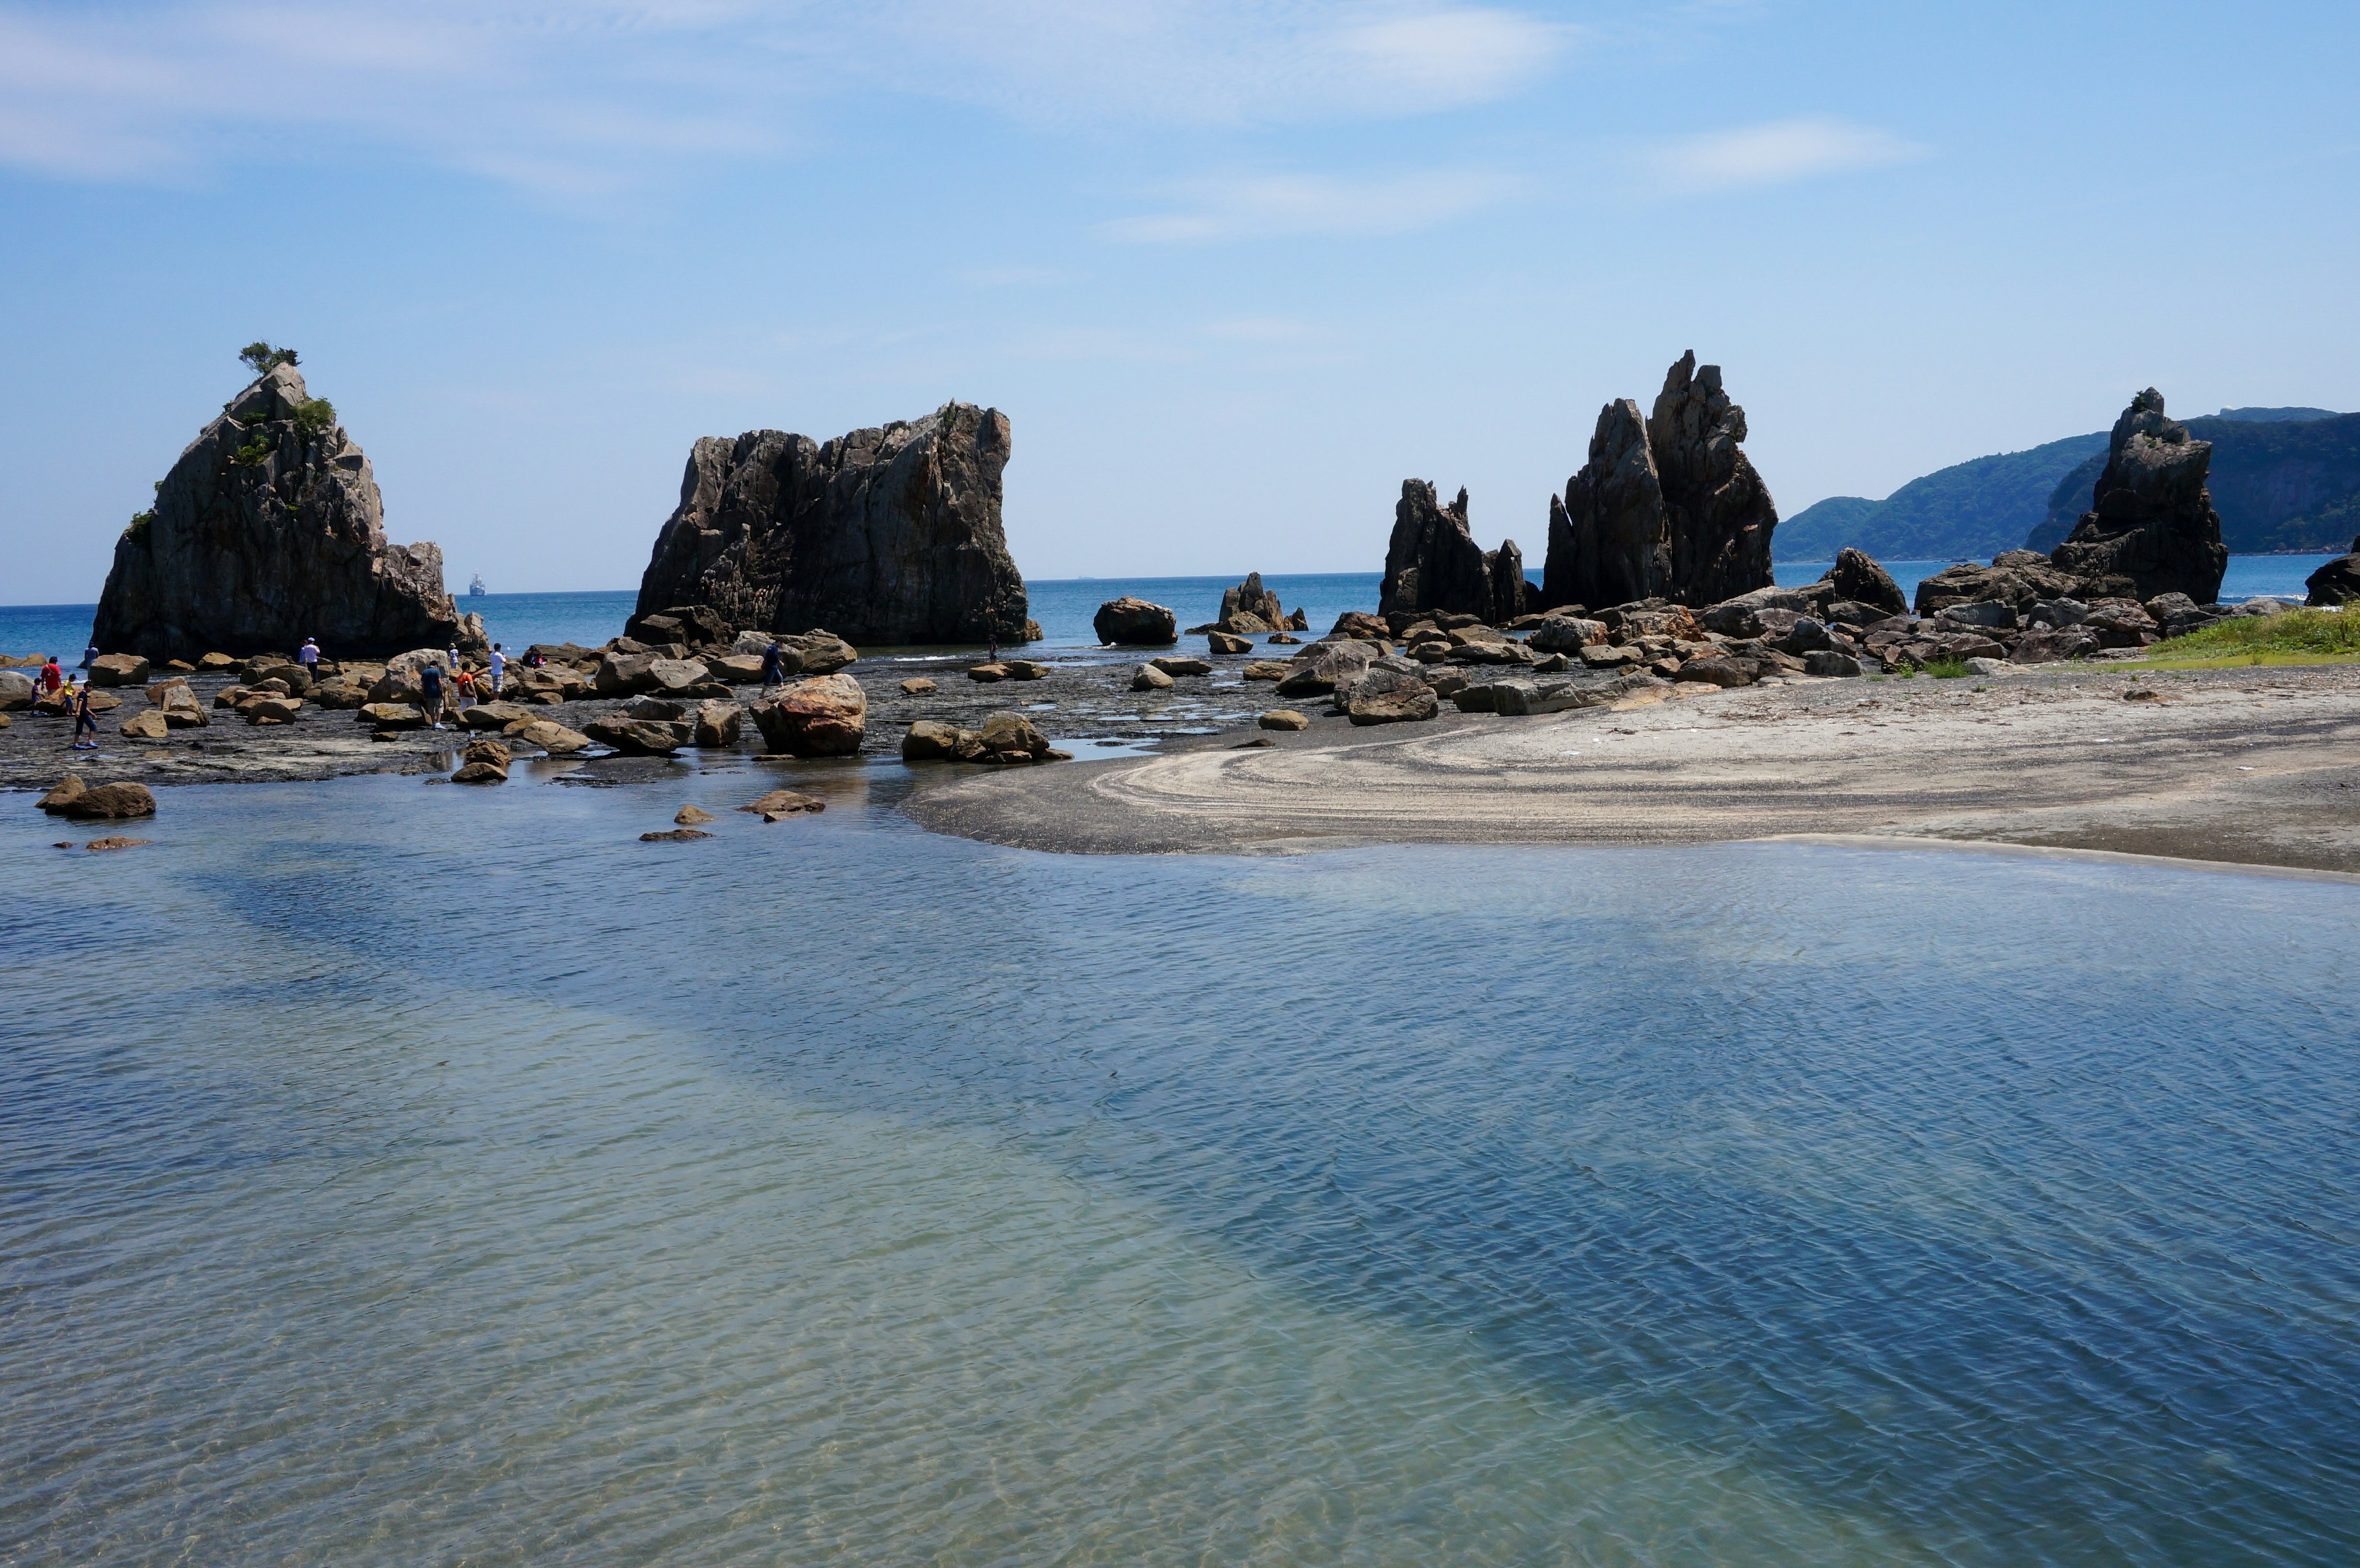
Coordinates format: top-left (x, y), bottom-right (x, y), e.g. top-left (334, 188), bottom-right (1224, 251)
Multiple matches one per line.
top-left (740, 789), bottom-right (826, 817)
top-left (37, 776), bottom-right (88, 813)
top-left (119, 710), bottom-right (171, 740)
top-left (584, 717), bottom-right (686, 756)
top-left (1259, 709), bottom-right (1311, 731)
top-left (87, 653), bottom-right (151, 687)
top-left (1343, 668), bottom-right (1438, 725)
top-left (640, 828), bottom-right (712, 842)
top-left (61, 782), bottom-right (157, 820)
top-left (514, 719), bottom-right (592, 753)
top-left (749, 673), bottom-right (867, 757)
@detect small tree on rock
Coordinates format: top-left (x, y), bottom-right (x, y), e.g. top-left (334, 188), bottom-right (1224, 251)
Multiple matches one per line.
top-left (238, 342), bottom-right (299, 376)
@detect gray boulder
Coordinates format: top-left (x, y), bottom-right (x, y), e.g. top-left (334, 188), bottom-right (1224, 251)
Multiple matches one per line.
top-left (1276, 641), bottom-right (1374, 696)
top-left (2305, 535), bottom-right (2360, 606)
top-left (92, 362), bottom-right (458, 661)
top-left (1342, 668), bottom-right (1438, 725)
top-left (635, 404), bottom-right (1031, 645)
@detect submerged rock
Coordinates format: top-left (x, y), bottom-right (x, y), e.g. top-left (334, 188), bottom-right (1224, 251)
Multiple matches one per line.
top-left (635, 404), bottom-right (1029, 646)
top-left (59, 782), bottom-right (157, 820)
top-left (93, 362), bottom-right (458, 661)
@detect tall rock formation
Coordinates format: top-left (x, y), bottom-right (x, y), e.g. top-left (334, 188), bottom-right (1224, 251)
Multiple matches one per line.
top-left (1540, 351), bottom-right (1779, 610)
top-left (2048, 390), bottom-right (2228, 603)
top-left (1379, 481), bottom-right (1527, 622)
top-left (634, 403), bottom-right (1029, 646)
top-left (92, 363), bottom-right (458, 660)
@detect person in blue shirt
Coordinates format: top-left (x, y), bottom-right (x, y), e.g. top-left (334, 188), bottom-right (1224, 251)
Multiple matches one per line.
top-left (81, 643), bottom-right (98, 671)
top-left (420, 661), bottom-right (446, 729)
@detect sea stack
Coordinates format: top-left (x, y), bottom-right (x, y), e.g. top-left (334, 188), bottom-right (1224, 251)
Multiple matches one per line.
top-left (1542, 351), bottom-right (1779, 610)
top-left (92, 363), bottom-right (458, 660)
top-left (635, 403), bottom-right (1031, 646)
top-left (1379, 481), bottom-right (1530, 622)
top-left (2048, 390), bottom-right (2229, 605)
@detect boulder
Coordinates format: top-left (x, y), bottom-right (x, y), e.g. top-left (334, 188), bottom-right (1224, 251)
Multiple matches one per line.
top-left (741, 789), bottom-right (826, 817)
top-left (92, 361), bottom-right (458, 661)
top-left (1528, 616), bottom-right (1608, 653)
top-left (197, 651), bottom-right (237, 672)
top-left (515, 719), bottom-right (593, 754)
top-left (0, 671), bottom-right (33, 711)
top-left (1095, 597), bottom-right (1178, 645)
top-left (978, 711), bottom-right (1055, 759)
top-left (1004, 659), bottom-right (1051, 680)
top-left (966, 662), bottom-right (1009, 682)
top-left (690, 701), bottom-right (743, 747)
top-left (749, 672), bottom-right (867, 757)
top-left (1242, 660), bottom-right (1292, 681)
top-left (312, 678), bottom-right (369, 710)
top-left (1674, 657), bottom-right (1755, 688)
top-left (1577, 644), bottom-right (1644, 669)
top-left (902, 719), bottom-right (975, 760)
top-left (1276, 642), bottom-right (1374, 696)
top-left (1206, 630), bottom-right (1253, 655)
top-left (460, 701), bottom-right (537, 731)
top-left (2028, 597), bottom-right (2090, 628)
top-left (244, 697), bottom-right (304, 724)
top-left (2048, 389), bottom-right (2229, 604)
top-left (1820, 547), bottom-right (1908, 616)
top-left (2305, 535), bottom-right (2360, 606)
top-left (1329, 611), bottom-right (1391, 642)
top-left (1803, 649), bottom-right (1862, 678)
top-left (37, 776), bottom-right (88, 813)
top-left (675, 804), bottom-right (715, 825)
top-left (1342, 667), bottom-right (1438, 725)
top-left (1219, 573), bottom-right (1289, 632)
top-left (1379, 480), bottom-right (1525, 622)
top-left (87, 653), bottom-right (151, 687)
top-left (1913, 559), bottom-right (2081, 617)
top-left (635, 404), bottom-right (1029, 645)
top-left (1150, 656), bottom-right (1212, 676)
top-left (451, 751), bottom-right (509, 785)
top-left (625, 603), bottom-right (734, 650)
top-left (1258, 709), bottom-right (1310, 731)
top-left (1131, 663), bottom-right (1173, 691)
top-left (359, 702), bottom-right (427, 729)
top-left (2083, 604), bottom-right (2160, 648)
top-left (900, 676), bottom-right (937, 695)
top-left (1937, 600), bottom-right (2018, 630)
top-left (1543, 351), bottom-right (1777, 610)
top-left (640, 828), bottom-right (712, 842)
top-left (59, 782), bottom-right (157, 820)
top-left (705, 653), bottom-right (767, 684)
top-left (2009, 628), bottom-right (2102, 664)
top-left (119, 709), bottom-right (171, 740)
top-left (585, 717), bottom-right (686, 756)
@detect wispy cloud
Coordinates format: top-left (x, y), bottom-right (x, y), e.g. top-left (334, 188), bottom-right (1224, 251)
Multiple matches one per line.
top-left (0, 2), bottom-right (1570, 192)
top-left (1650, 116), bottom-right (1926, 194)
top-left (1103, 169), bottom-right (1519, 244)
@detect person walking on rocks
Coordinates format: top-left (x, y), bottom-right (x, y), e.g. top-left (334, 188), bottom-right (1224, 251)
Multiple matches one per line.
top-left (70, 683), bottom-right (98, 749)
top-left (41, 656), bottom-right (62, 695)
top-left (761, 639), bottom-right (784, 691)
top-left (420, 661), bottom-right (446, 729)
top-left (299, 637), bottom-right (320, 673)
top-left (488, 643), bottom-right (506, 696)
top-left (81, 643), bottom-right (98, 673)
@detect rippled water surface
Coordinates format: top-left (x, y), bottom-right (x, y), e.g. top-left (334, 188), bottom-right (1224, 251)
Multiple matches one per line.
top-left (4, 766), bottom-right (2357, 1565)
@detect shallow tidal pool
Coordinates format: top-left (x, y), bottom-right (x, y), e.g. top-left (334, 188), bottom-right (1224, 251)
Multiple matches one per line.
top-left (4, 761), bottom-right (2356, 1566)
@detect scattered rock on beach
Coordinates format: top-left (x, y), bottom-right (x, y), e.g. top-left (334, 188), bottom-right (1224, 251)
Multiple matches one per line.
top-left (1131, 664), bottom-right (1173, 691)
top-left (1206, 630), bottom-right (1253, 655)
top-left (37, 776), bottom-right (88, 813)
top-left (1259, 709), bottom-right (1310, 731)
top-left (902, 719), bottom-right (980, 761)
top-left (515, 719), bottom-right (592, 753)
top-left (900, 677), bottom-right (937, 695)
top-left (1150, 656), bottom-right (1212, 677)
top-left (119, 710), bottom-right (171, 740)
top-left (1342, 668), bottom-right (1438, 726)
top-left (87, 653), bottom-right (151, 687)
top-left (966, 662), bottom-right (1009, 683)
top-left (585, 717), bottom-right (686, 756)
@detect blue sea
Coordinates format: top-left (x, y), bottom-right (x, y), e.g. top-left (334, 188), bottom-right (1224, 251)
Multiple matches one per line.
top-left (3, 767), bottom-right (2355, 1564)
top-left (6, 555), bottom-right (2341, 662)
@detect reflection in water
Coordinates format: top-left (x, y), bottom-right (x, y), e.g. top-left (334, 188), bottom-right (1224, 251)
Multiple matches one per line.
top-left (3, 766), bottom-right (2356, 1565)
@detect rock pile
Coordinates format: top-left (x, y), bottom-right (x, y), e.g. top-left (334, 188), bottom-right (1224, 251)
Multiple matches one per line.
top-left (92, 361), bottom-right (460, 661)
top-left (634, 403), bottom-right (1035, 646)
top-left (1543, 351), bottom-right (1779, 610)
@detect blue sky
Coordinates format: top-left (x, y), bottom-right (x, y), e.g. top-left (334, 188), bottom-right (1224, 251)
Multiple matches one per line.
top-left (2, 0), bottom-right (2355, 603)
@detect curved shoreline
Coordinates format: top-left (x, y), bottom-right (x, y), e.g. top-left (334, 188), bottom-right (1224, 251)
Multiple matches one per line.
top-left (903, 663), bottom-right (2360, 876)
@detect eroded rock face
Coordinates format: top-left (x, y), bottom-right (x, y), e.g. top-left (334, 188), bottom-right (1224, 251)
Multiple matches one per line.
top-left (635, 403), bottom-right (1029, 646)
top-left (1380, 482), bottom-right (1526, 622)
top-left (2048, 390), bottom-right (2228, 604)
top-left (1095, 597), bottom-right (1177, 646)
top-left (93, 363), bottom-right (459, 662)
top-left (1542, 352), bottom-right (1779, 610)
top-left (1218, 573), bottom-right (1288, 633)
top-left (1824, 548), bottom-right (1907, 616)
top-left (2307, 535), bottom-right (2360, 606)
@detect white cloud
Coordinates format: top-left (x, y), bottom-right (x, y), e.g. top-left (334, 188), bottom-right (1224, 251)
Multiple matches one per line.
top-left (0, 2), bottom-right (1570, 190)
top-left (1650, 116), bottom-right (1926, 194)
top-left (1103, 169), bottom-right (1519, 244)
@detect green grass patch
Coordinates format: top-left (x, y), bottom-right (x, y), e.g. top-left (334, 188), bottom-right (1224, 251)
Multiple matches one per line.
top-left (1924, 656), bottom-right (1972, 679)
top-left (2138, 608), bottom-right (2359, 667)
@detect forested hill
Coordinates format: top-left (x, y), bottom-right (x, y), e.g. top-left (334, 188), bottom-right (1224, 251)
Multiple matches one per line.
top-left (1779, 406), bottom-right (2351, 563)
top-left (2028, 412), bottom-right (2360, 553)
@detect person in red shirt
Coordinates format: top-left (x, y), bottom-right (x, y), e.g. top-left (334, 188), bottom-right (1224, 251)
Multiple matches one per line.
top-left (41, 657), bottom-right (63, 693)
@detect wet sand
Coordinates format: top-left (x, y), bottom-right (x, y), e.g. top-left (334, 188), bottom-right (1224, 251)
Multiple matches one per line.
top-left (905, 663), bottom-right (2360, 876)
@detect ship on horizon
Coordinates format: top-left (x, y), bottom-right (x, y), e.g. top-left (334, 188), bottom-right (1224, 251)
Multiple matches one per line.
top-left (468, 574), bottom-right (486, 597)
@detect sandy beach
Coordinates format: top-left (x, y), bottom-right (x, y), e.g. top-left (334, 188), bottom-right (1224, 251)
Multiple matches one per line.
top-left (906, 662), bottom-right (2360, 875)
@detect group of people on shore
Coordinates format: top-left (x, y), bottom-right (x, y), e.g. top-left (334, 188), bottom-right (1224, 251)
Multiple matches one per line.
top-left (421, 642), bottom-right (508, 729)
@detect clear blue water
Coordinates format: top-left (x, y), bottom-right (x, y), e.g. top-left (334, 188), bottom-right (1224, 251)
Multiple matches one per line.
top-left (2, 766), bottom-right (2356, 1564)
